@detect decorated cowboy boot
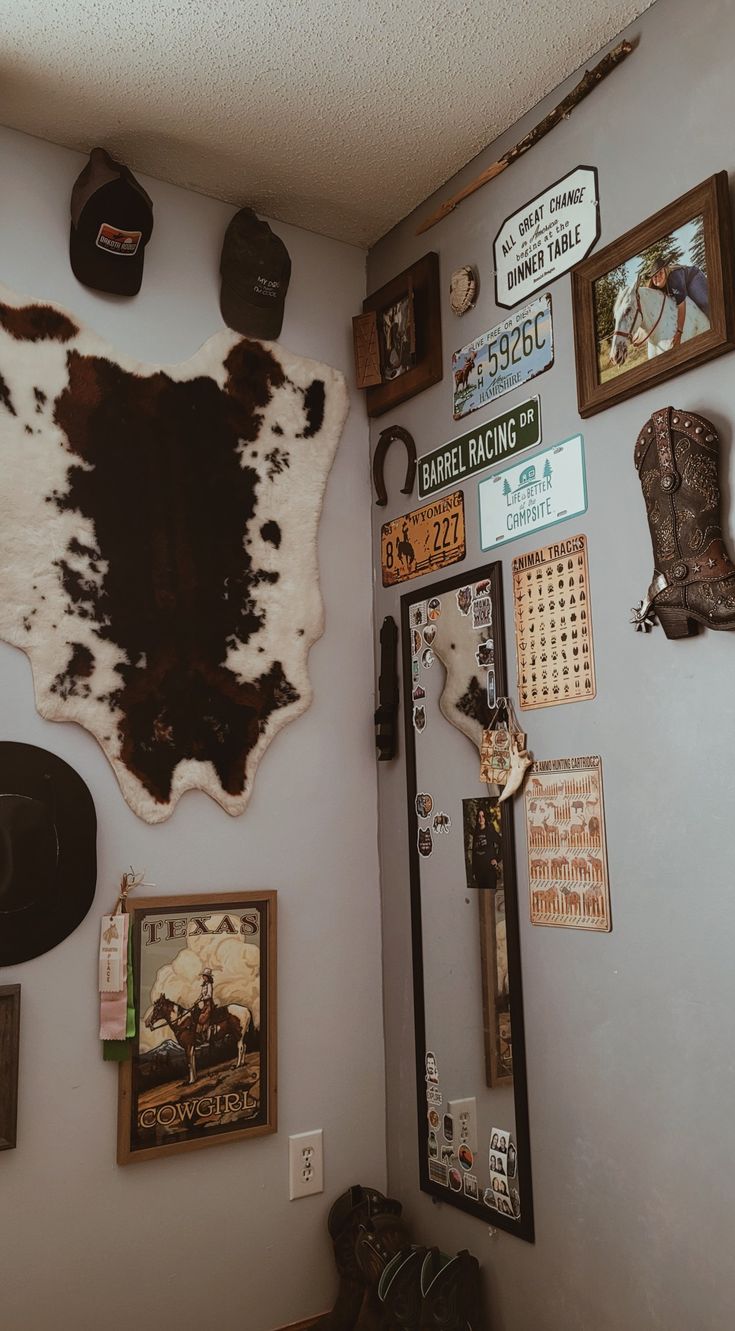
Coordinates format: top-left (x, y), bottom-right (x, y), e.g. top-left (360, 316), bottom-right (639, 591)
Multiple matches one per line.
top-left (352, 1201), bottom-right (412, 1331)
top-left (378, 1247), bottom-right (428, 1331)
top-left (419, 1248), bottom-right (484, 1331)
top-left (313, 1186), bottom-right (391, 1331)
top-left (632, 407), bottom-right (735, 637)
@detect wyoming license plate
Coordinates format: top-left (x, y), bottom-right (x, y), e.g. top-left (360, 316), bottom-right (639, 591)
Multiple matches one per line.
top-left (381, 491), bottom-right (466, 587)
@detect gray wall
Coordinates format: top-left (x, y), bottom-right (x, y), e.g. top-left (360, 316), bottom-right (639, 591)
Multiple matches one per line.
top-left (0, 125), bottom-right (384, 1331)
top-left (369, 0), bottom-right (735, 1326)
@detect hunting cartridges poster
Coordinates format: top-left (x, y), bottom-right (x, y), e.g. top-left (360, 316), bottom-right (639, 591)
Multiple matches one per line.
top-left (524, 758), bottom-right (611, 932)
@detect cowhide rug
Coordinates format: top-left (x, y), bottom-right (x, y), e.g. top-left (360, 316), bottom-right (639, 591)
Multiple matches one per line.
top-left (0, 285), bottom-right (348, 822)
top-left (432, 592), bottom-right (493, 751)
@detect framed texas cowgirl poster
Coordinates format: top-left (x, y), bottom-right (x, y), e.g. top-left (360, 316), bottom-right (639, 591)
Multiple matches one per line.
top-left (117, 891), bottom-right (276, 1164)
top-left (571, 173), bottom-right (735, 417)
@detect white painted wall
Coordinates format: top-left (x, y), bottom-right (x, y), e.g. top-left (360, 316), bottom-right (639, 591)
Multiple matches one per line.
top-left (0, 124), bottom-right (385, 1331)
top-left (369, 0), bottom-right (735, 1327)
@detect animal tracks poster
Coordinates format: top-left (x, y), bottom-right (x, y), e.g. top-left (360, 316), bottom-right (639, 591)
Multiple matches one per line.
top-left (512, 534), bottom-right (596, 708)
top-left (524, 758), bottom-right (611, 931)
top-left (117, 892), bottom-right (276, 1163)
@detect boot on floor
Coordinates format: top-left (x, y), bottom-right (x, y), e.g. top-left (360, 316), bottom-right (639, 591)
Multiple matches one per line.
top-left (313, 1186), bottom-right (408, 1331)
top-left (419, 1248), bottom-right (483, 1331)
top-left (312, 1186), bottom-right (388, 1331)
top-left (352, 1200), bottom-right (411, 1331)
top-left (378, 1246), bottom-right (428, 1331)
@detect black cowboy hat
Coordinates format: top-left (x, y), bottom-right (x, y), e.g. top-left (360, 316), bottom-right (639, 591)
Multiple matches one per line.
top-left (0, 743), bottom-right (97, 966)
top-left (645, 257), bottom-right (669, 278)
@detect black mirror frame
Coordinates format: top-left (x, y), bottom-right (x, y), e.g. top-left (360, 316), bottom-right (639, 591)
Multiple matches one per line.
top-left (400, 559), bottom-right (535, 1241)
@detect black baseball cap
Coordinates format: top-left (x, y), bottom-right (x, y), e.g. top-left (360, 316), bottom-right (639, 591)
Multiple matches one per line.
top-left (220, 207), bottom-right (291, 340)
top-left (70, 147), bottom-right (154, 296)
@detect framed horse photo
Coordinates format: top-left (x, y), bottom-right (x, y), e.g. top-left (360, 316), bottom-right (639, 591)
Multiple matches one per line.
top-left (571, 173), bottom-right (735, 417)
top-left (117, 891), bottom-right (276, 1165)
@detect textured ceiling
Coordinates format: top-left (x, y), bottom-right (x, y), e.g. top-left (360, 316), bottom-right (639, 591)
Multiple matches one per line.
top-left (0, 1), bottom-right (654, 247)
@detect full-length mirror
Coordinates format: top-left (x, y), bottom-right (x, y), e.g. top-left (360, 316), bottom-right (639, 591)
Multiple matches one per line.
top-left (401, 560), bottom-right (534, 1240)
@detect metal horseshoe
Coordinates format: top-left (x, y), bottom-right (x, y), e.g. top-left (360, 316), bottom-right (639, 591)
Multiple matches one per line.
top-left (372, 424), bottom-right (417, 507)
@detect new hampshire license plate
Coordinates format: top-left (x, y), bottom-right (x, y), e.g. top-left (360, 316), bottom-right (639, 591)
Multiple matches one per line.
top-left (452, 293), bottom-right (554, 421)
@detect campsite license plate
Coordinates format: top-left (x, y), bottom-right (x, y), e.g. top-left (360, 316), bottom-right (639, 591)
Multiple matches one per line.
top-left (381, 491), bottom-right (465, 587)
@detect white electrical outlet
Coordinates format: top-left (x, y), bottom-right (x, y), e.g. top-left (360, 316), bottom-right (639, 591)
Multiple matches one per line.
top-left (447, 1097), bottom-right (478, 1154)
top-left (288, 1129), bottom-right (324, 1200)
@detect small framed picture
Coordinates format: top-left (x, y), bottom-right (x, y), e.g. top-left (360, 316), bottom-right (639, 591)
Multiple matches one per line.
top-left (117, 891), bottom-right (276, 1164)
top-left (379, 289), bottom-right (415, 382)
top-left (360, 252), bottom-right (442, 417)
top-left (571, 173), bottom-right (735, 417)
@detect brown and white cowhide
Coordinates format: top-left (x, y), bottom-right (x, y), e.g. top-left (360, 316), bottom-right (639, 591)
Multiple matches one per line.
top-left (0, 285), bottom-right (348, 822)
top-left (432, 592), bottom-right (492, 750)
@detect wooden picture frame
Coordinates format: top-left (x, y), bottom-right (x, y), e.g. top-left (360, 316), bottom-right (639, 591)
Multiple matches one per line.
top-left (118, 892), bottom-right (276, 1165)
top-left (401, 562), bottom-right (534, 1242)
top-left (0, 984), bottom-right (21, 1151)
top-left (460, 793), bottom-right (513, 1086)
top-left (571, 173), bottom-right (735, 418)
top-left (362, 252), bottom-right (442, 417)
top-left (479, 878), bottom-right (513, 1088)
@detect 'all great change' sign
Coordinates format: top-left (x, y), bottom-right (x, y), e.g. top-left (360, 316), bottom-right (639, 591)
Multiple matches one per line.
top-left (493, 166), bottom-right (600, 309)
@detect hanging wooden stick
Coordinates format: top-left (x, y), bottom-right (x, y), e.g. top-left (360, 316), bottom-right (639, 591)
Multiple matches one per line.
top-left (416, 39), bottom-right (635, 235)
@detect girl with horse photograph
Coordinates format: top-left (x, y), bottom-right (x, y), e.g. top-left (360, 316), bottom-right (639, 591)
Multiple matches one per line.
top-left (594, 216), bottom-right (709, 381)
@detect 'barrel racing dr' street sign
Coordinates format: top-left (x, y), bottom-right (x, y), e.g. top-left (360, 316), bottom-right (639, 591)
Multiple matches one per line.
top-left (493, 166), bottom-right (600, 309)
top-left (417, 397), bottom-right (542, 500)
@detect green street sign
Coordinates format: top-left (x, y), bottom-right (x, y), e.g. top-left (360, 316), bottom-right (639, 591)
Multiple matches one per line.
top-left (417, 396), bottom-right (542, 500)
